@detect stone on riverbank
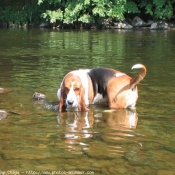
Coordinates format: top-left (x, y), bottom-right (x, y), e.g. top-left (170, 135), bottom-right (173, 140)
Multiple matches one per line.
top-left (151, 22), bottom-right (168, 30)
top-left (132, 16), bottom-right (147, 27)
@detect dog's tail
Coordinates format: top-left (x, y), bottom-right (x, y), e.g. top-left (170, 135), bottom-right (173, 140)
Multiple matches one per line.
top-left (130, 64), bottom-right (147, 89)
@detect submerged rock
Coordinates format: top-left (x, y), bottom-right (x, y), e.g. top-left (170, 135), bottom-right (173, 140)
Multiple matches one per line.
top-left (0, 110), bottom-right (8, 120)
top-left (0, 87), bottom-right (12, 94)
top-left (33, 92), bottom-right (46, 100)
top-left (0, 88), bottom-right (5, 93)
top-left (9, 110), bottom-right (29, 115)
top-left (43, 102), bottom-right (58, 111)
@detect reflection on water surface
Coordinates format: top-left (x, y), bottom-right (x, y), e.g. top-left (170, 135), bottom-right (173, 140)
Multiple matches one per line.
top-left (57, 108), bottom-right (137, 155)
top-left (0, 29), bottom-right (175, 174)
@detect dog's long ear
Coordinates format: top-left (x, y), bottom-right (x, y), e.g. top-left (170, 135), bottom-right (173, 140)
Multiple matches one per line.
top-left (58, 85), bottom-right (67, 112)
top-left (79, 85), bottom-right (89, 111)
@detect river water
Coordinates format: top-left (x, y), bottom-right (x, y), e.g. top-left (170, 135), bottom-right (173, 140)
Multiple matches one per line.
top-left (0, 28), bottom-right (175, 174)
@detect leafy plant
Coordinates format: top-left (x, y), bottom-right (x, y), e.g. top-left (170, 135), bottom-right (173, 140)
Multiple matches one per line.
top-left (139, 0), bottom-right (175, 20)
top-left (1, 0), bottom-right (175, 28)
top-left (38, 0), bottom-right (129, 24)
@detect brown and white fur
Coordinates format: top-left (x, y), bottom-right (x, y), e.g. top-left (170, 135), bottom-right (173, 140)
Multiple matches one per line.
top-left (57, 64), bottom-right (146, 112)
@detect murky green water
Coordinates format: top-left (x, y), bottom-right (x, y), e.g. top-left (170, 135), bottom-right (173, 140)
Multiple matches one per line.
top-left (0, 28), bottom-right (175, 175)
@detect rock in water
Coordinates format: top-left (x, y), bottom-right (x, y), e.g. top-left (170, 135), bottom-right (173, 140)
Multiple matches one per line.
top-left (33, 92), bottom-right (46, 100)
top-left (0, 88), bottom-right (5, 93)
top-left (0, 110), bottom-right (8, 120)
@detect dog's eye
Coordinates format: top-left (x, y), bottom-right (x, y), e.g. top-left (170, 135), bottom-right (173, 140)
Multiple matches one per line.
top-left (65, 87), bottom-right (69, 92)
top-left (74, 88), bottom-right (79, 91)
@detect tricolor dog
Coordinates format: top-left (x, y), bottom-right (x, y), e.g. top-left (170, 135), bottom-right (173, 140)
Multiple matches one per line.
top-left (57, 64), bottom-right (146, 112)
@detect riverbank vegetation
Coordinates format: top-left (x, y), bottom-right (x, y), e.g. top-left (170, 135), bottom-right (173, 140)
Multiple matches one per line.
top-left (0, 0), bottom-right (175, 28)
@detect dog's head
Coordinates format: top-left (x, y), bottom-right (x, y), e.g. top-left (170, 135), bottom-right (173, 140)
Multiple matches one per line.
top-left (63, 74), bottom-right (82, 108)
top-left (59, 72), bottom-right (87, 111)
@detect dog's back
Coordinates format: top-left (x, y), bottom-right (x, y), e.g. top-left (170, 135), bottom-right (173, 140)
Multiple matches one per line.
top-left (88, 68), bottom-right (117, 97)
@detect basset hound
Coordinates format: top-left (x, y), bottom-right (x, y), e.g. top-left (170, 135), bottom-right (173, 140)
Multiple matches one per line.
top-left (57, 64), bottom-right (147, 112)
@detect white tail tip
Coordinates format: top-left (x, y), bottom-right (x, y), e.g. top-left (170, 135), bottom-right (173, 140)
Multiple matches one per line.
top-left (131, 64), bottom-right (144, 70)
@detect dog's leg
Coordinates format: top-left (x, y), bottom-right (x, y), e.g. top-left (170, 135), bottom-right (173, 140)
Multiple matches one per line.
top-left (78, 86), bottom-right (89, 111)
top-left (58, 96), bottom-right (67, 112)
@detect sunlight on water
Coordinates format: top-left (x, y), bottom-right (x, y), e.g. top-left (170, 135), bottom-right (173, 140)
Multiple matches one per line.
top-left (0, 29), bottom-right (175, 174)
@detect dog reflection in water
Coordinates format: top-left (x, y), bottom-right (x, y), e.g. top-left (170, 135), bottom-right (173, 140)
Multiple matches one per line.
top-left (57, 110), bottom-right (94, 152)
top-left (102, 109), bottom-right (138, 129)
top-left (57, 108), bottom-right (137, 129)
top-left (57, 108), bottom-right (137, 151)
top-left (57, 110), bottom-right (94, 130)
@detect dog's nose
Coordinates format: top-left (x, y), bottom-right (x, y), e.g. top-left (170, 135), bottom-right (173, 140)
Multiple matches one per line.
top-left (67, 100), bottom-right (73, 105)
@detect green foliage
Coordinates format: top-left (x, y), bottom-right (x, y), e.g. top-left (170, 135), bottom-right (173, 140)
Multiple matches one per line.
top-left (125, 1), bottom-right (140, 14)
top-left (39, 0), bottom-right (129, 24)
top-left (0, 0), bottom-right (175, 27)
top-left (0, 1), bottom-right (41, 25)
top-left (38, 0), bottom-right (61, 5)
top-left (78, 14), bottom-right (94, 23)
top-left (153, 0), bottom-right (173, 19)
top-left (0, 6), bottom-right (27, 23)
top-left (63, 2), bottom-right (84, 23)
top-left (139, 0), bottom-right (175, 20)
top-left (42, 10), bottom-right (63, 23)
